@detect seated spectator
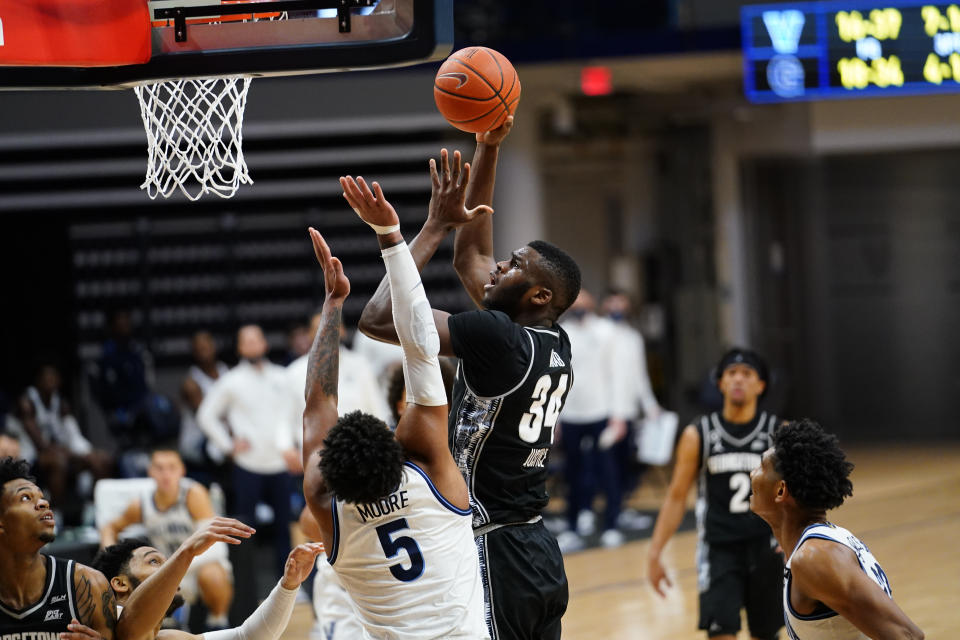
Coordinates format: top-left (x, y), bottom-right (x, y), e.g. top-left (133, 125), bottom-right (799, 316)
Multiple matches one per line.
top-left (0, 429), bottom-right (20, 458)
top-left (100, 446), bottom-right (234, 632)
top-left (18, 363), bottom-right (113, 525)
top-left (179, 331), bottom-right (230, 480)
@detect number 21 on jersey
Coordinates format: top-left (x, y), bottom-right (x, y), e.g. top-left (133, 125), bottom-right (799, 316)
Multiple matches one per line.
top-left (519, 374), bottom-right (569, 444)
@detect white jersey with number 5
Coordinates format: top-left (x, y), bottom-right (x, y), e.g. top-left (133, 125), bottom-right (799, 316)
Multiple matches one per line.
top-left (328, 461), bottom-right (488, 640)
top-left (784, 522), bottom-right (893, 640)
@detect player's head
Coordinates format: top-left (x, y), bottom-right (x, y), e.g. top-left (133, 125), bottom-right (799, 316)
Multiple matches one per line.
top-left (34, 363), bottom-right (62, 396)
top-left (715, 347), bottom-right (768, 406)
top-left (750, 419), bottom-right (854, 521)
top-left (191, 331), bottom-right (217, 366)
top-left (0, 457), bottom-right (55, 547)
top-left (483, 241), bottom-right (581, 322)
top-left (237, 324), bottom-right (268, 361)
top-left (318, 410), bottom-right (404, 505)
top-left (387, 359), bottom-right (455, 424)
top-left (93, 538), bottom-right (185, 613)
top-left (147, 446), bottom-right (186, 495)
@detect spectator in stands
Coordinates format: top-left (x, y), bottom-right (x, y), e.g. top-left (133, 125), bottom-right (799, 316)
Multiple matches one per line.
top-left (197, 324), bottom-right (298, 579)
top-left (284, 321), bottom-right (313, 365)
top-left (555, 290), bottom-right (633, 552)
top-left (351, 329), bottom-right (403, 388)
top-left (18, 363), bottom-right (113, 525)
top-left (179, 331), bottom-right (230, 481)
top-left (97, 309), bottom-right (154, 433)
top-left (286, 314), bottom-right (390, 429)
top-left (0, 429), bottom-right (20, 458)
top-left (601, 290), bottom-right (662, 531)
top-left (100, 446), bottom-right (234, 632)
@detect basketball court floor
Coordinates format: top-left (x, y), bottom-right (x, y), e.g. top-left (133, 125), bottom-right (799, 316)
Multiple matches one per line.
top-left (283, 444), bottom-right (960, 639)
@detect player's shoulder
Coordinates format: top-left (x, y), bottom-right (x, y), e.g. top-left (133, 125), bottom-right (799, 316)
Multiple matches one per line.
top-left (452, 308), bottom-right (515, 328)
top-left (792, 532), bottom-right (858, 578)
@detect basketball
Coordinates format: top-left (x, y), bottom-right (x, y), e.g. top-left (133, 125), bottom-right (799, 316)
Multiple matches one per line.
top-left (433, 47), bottom-right (521, 133)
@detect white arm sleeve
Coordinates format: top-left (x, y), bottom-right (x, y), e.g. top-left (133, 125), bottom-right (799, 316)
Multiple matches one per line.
top-left (201, 582), bottom-right (298, 640)
top-left (380, 242), bottom-right (446, 407)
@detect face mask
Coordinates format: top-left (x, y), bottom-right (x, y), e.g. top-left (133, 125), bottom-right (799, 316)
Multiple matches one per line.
top-left (243, 356), bottom-right (264, 366)
top-left (607, 311), bottom-right (626, 322)
top-left (566, 309), bottom-right (588, 321)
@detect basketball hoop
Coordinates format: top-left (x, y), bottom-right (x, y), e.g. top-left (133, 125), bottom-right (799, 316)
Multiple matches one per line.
top-left (135, 76), bottom-right (253, 200)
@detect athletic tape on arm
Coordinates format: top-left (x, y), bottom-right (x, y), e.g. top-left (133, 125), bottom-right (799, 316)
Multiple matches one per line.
top-left (201, 582), bottom-right (298, 640)
top-left (381, 242), bottom-right (446, 406)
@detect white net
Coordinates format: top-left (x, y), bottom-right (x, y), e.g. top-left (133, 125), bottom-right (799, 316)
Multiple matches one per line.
top-left (135, 76), bottom-right (253, 200)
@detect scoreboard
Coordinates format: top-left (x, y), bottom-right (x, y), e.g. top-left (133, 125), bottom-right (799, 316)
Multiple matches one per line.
top-left (742, 1), bottom-right (960, 101)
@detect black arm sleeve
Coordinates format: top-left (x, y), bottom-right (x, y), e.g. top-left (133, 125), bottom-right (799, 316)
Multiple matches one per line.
top-left (448, 310), bottom-right (532, 397)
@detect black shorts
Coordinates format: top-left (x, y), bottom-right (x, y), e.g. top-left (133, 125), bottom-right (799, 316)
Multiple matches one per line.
top-left (697, 535), bottom-right (784, 639)
top-left (475, 519), bottom-right (568, 640)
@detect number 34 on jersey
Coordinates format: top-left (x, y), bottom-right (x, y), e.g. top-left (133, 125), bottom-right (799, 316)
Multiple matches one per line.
top-left (518, 374), bottom-right (569, 468)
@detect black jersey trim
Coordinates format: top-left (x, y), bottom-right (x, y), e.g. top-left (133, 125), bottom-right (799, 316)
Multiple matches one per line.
top-left (785, 570), bottom-right (838, 621)
top-left (327, 495), bottom-right (340, 566)
top-left (67, 559), bottom-right (78, 622)
top-left (0, 555), bottom-right (58, 619)
top-left (460, 331), bottom-right (536, 401)
top-left (524, 326), bottom-right (559, 336)
top-left (403, 462), bottom-right (472, 516)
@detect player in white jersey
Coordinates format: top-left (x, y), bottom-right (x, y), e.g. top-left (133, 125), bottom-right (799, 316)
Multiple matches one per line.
top-left (300, 171), bottom-right (489, 639)
top-left (749, 419), bottom-right (924, 640)
top-left (100, 448), bottom-right (233, 631)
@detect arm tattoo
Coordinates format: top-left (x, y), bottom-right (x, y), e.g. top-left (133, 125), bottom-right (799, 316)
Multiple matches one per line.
top-left (305, 306), bottom-right (342, 400)
top-left (101, 588), bottom-right (118, 631)
top-left (75, 573), bottom-right (95, 625)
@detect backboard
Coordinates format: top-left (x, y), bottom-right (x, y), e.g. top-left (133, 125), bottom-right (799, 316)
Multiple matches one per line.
top-left (0, 0), bottom-right (452, 89)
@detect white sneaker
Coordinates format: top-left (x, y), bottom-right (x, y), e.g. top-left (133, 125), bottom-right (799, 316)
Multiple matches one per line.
top-left (576, 510), bottom-right (596, 537)
top-left (617, 509), bottom-right (653, 531)
top-left (599, 529), bottom-right (625, 548)
top-left (556, 530), bottom-right (585, 554)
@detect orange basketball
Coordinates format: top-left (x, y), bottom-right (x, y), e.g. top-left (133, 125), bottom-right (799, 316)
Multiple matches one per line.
top-left (434, 47), bottom-right (521, 133)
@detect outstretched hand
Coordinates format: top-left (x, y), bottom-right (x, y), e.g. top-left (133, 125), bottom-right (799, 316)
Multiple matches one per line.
top-left (280, 542), bottom-right (325, 590)
top-left (476, 114), bottom-right (514, 146)
top-left (340, 175), bottom-right (400, 232)
top-left (180, 516), bottom-right (255, 557)
top-left (309, 227), bottom-right (350, 302)
top-left (427, 148), bottom-right (493, 229)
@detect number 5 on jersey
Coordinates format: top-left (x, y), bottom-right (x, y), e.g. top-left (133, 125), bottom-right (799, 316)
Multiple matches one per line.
top-left (519, 374), bottom-right (569, 444)
top-left (376, 518), bottom-right (424, 582)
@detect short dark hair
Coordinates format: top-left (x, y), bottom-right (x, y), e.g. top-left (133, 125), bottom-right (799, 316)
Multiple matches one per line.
top-left (715, 347), bottom-right (769, 383)
top-left (0, 457), bottom-right (35, 494)
top-left (318, 411), bottom-right (405, 505)
top-left (772, 419), bottom-right (854, 511)
top-left (386, 359), bottom-right (456, 425)
top-left (527, 240), bottom-right (581, 316)
top-left (92, 537), bottom-right (154, 581)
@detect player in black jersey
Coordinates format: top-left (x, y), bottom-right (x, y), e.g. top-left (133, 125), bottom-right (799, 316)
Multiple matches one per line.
top-left (647, 349), bottom-right (785, 640)
top-left (357, 116), bottom-right (581, 640)
top-left (0, 456), bottom-right (218, 640)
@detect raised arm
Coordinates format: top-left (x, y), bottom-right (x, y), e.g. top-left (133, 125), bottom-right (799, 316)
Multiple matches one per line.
top-left (343, 175), bottom-right (468, 508)
top-left (115, 518), bottom-right (254, 640)
top-left (646, 424), bottom-right (701, 597)
top-left (453, 116), bottom-right (514, 306)
top-left (356, 150), bottom-right (492, 350)
top-left (301, 229), bottom-right (349, 514)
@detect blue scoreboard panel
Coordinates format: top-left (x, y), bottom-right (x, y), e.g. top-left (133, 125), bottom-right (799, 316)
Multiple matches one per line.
top-left (742, 1), bottom-right (960, 101)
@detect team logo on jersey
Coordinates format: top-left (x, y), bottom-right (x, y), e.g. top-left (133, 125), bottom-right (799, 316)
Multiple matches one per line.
top-left (549, 350), bottom-right (565, 368)
top-left (44, 609), bottom-right (64, 622)
top-left (51, 595), bottom-right (67, 604)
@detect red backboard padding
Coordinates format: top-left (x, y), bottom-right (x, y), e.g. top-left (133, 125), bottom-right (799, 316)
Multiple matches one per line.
top-left (0, 0), bottom-right (151, 66)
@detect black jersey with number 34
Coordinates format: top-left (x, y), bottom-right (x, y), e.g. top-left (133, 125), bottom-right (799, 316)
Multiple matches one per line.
top-left (447, 310), bottom-right (573, 528)
top-left (696, 411), bottom-right (780, 543)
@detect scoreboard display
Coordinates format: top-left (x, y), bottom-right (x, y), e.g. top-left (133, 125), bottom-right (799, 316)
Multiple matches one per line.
top-left (742, 1), bottom-right (960, 101)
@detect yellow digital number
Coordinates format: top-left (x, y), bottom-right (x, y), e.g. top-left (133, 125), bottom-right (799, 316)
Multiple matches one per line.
top-left (873, 56), bottom-right (904, 86)
top-left (922, 5), bottom-right (943, 37)
top-left (924, 52), bottom-right (943, 83)
top-left (868, 8), bottom-right (903, 39)
top-left (838, 57), bottom-right (869, 88)
top-left (836, 11), bottom-right (866, 42)
top-left (948, 4), bottom-right (960, 31)
top-left (951, 52), bottom-right (960, 81)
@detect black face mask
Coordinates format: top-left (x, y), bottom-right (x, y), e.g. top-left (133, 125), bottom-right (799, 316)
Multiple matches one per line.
top-left (242, 356), bottom-right (264, 366)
